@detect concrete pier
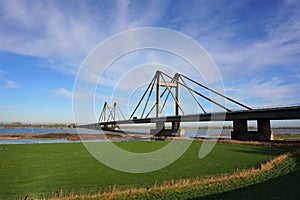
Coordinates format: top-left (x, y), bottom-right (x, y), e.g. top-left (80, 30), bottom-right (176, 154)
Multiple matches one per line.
top-left (102, 125), bottom-right (119, 132)
top-left (150, 127), bottom-right (185, 137)
top-left (231, 119), bottom-right (273, 141)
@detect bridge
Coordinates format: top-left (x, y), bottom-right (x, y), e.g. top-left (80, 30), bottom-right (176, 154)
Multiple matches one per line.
top-left (77, 70), bottom-right (300, 141)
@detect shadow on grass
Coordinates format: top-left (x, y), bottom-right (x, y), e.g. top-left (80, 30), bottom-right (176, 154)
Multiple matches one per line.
top-left (191, 155), bottom-right (300, 200)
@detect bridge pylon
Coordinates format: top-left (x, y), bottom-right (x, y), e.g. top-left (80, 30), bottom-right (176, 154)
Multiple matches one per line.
top-left (129, 70), bottom-right (253, 137)
top-left (98, 102), bottom-right (125, 131)
top-left (152, 71), bottom-right (183, 136)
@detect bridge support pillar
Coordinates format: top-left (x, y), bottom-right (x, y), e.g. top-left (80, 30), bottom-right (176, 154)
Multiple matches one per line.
top-left (257, 119), bottom-right (273, 140)
top-left (172, 121), bottom-right (180, 130)
top-left (156, 122), bottom-right (165, 130)
top-left (150, 122), bottom-right (184, 137)
top-left (231, 119), bottom-right (247, 140)
top-left (102, 123), bottom-right (119, 131)
top-left (257, 119), bottom-right (270, 133)
top-left (233, 119), bottom-right (248, 132)
top-left (231, 119), bottom-right (273, 141)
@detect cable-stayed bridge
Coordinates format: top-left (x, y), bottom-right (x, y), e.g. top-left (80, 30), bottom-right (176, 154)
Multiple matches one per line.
top-left (77, 70), bottom-right (300, 141)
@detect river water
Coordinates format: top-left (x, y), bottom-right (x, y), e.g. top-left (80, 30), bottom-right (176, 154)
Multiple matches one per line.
top-left (0, 127), bottom-right (299, 144)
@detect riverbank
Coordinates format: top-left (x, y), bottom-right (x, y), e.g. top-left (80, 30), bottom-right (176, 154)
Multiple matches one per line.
top-left (0, 133), bottom-right (123, 141)
top-left (0, 123), bottom-right (69, 128)
top-left (0, 132), bottom-right (300, 143)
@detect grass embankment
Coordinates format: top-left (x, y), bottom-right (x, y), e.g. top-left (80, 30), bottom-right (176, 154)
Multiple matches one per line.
top-left (60, 152), bottom-right (298, 200)
top-left (0, 141), bottom-right (292, 199)
top-left (274, 134), bottom-right (300, 140)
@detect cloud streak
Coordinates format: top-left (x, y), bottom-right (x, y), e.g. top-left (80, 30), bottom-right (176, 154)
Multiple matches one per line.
top-left (53, 87), bottom-right (108, 102)
top-left (165, 1), bottom-right (300, 107)
top-left (0, 0), bottom-right (169, 74)
top-left (0, 70), bottom-right (18, 90)
top-left (226, 77), bottom-right (299, 108)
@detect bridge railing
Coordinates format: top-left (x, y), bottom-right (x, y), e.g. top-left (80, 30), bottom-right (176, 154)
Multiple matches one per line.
top-left (251, 103), bottom-right (300, 110)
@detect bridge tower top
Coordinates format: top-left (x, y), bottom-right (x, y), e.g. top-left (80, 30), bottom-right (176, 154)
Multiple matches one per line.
top-left (98, 102), bottom-right (126, 123)
top-left (155, 71), bottom-right (181, 118)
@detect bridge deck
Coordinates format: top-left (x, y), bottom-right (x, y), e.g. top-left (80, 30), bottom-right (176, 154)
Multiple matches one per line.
top-left (77, 106), bottom-right (300, 128)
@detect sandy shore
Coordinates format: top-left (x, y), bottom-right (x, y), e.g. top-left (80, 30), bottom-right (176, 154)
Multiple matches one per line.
top-left (0, 133), bottom-right (126, 141)
top-left (1, 133), bottom-right (300, 145)
top-left (0, 131), bottom-right (161, 141)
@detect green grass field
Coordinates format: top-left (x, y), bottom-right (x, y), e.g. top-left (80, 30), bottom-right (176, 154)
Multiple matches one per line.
top-left (274, 134), bottom-right (300, 139)
top-left (125, 154), bottom-right (300, 200)
top-left (0, 141), bottom-right (291, 199)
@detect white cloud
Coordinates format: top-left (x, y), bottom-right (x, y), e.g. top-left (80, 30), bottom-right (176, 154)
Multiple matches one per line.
top-left (166, 2), bottom-right (300, 110)
top-left (167, 1), bottom-right (300, 81)
top-left (226, 77), bottom-right (299, 108)
top-left (53, 87), bottom-right (108, 102)
top-left (0, 0), bottom-right (103, 74)
top-left (1, 1), bottom-right (298, 82)
top-left (53, 88), bottom-right (73, 99)
top-left (0, 0), bottom-right (169, 74)
top-left (53, 87), bottom-right (96, 101)
top-left (0, 70), bottom-right (18, 90)
top-left (213, 27), bottom-right (300, 78)
top-left (1, 79), bottom-right (18, 90)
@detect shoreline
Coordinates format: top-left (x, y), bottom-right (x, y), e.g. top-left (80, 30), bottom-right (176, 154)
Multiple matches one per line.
top-left (0, 133), bottom-right (122, 141)
top-left (0, 133), bottom-right (156, 141)
top-left (0, 132), bottom-right (299, 141)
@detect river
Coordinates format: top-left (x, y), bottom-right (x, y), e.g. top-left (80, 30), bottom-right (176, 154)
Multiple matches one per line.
top-left (0, 127), bottom-right (299, 144)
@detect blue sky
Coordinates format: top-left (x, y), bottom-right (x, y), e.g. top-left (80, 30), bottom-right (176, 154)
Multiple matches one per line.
top-left (0, 0), bottom-right (299, 125)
